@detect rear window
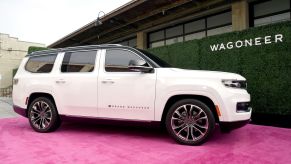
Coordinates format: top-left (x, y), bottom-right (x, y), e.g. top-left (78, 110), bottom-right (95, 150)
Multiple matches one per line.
top-left (61, 50), bottom-right (97, 73)
top-left (25, 54), bottom-right (57, 73)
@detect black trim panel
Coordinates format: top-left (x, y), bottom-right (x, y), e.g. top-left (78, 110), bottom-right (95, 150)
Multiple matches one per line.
top-left (220, 119), bottom-right (250, 131)
top-left (13, 105), bottom-right (27, 117)
top-left (60, 115), bottom-right (161, 127)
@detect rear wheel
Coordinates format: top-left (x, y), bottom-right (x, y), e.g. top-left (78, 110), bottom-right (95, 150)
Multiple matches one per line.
top-left (165, 99), bottom-right (215, 145)
top-left (28, 97), bottom-right (61, 132)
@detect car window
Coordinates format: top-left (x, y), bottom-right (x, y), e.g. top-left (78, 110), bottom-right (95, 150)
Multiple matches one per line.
top-left (61, 50), bottom-right (97, 73)
top-left (138, 49), bottom-right (172, 68)
top-left (25, 54), bottom-right (57, 73)
top-left (105, 49), bottom-right (148, 72)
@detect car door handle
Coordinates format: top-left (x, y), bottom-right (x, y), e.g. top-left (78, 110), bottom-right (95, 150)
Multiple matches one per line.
top-left (55, 79), bottom-right (66, 84)
top-left (101, 79), bottom-right (115, 84)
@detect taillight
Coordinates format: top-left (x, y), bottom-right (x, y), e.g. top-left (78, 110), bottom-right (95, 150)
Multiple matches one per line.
top-left (13, 78), bottom-right (19, 85)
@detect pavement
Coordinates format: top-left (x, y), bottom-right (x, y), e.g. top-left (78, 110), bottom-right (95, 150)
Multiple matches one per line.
top-left (0, 97), bottom-right (18, 118)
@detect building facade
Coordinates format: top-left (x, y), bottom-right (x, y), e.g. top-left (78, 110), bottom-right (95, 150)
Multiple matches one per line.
top-left (48, 0), bottom-right (291, 49)
top-left (0, 33), bottom-right (45, 89)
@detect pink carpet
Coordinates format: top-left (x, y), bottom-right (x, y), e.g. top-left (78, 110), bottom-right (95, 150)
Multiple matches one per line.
top-left (0, 118), bottom-right (291, 164)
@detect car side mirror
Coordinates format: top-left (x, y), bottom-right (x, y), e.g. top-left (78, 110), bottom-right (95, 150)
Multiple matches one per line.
top-left (128, 59), bottom-right (153, 73)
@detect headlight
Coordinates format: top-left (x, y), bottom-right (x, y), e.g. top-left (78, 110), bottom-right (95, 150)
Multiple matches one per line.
top-left (222, 79), bottom-right (247, 89)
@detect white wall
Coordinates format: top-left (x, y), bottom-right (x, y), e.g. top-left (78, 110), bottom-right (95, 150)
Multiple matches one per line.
top-left (0, 33), bottom-right (45, 88)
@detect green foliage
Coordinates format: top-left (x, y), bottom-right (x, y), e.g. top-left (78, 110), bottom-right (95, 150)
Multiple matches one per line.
top-left (149, 21), bottom-right (291, 115)
top-left (28, 46), bottom-right (48, 54)
top-left (149, 41), bottom-right (200, 69)
top-left (12, 68), bottom-right (18, 77)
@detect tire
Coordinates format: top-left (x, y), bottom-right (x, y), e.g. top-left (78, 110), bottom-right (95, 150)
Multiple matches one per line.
top-left (165, 99), bottom-right (215, 145)
top-left (28, 97), bottom-right (61, 132)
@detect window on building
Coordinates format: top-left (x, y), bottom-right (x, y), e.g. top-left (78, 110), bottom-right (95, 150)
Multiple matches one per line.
top-left (117, 38), bottom-right (137, 47)
top-left (184, 31), bottom-right (206, 41)
top-left (165, 25), bottom-right (184, 45)
top-left (149, 30), bottom-right (165, 48)
top-left (185, 19), bottom-right (205, 34)
top-left (128, 38), bottom-right (137, 47)
top-left (61, 50), bottom-right (97, 73)
top-left (207, 11), bottom-right (232, 28)
top-left (148, 10), bottom-right (232, 48)
top-left (251, 0), bottom-right (291, 27)
top-left (207, 25), bottom-right (232, 36)
top-left (25, 54), bottom-right (57, 73)
top-left (150, 40), bottom-right (165, 48)
top-left (207, 11), bottom-right (232, 36)
top-left (165, 36), bottom-right (183, 45)
top-left (105, 49), bottom-right (147, 72)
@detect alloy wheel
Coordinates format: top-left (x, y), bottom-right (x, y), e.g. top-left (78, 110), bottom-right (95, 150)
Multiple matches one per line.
top-left (30, 101), bottom-right (53, 130)
top-left (170, 104), bottom-right (209, 142)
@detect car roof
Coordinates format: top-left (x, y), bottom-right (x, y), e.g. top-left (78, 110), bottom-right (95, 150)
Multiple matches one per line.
top-left (26, 44), bottom-right (133, 57)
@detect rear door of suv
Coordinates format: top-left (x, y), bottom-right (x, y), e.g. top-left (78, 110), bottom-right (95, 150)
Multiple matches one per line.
top-left (53, 49), bottom-right (100, 117)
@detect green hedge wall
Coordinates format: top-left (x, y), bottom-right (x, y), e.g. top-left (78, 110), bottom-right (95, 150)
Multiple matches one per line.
top-left (28, 46), bottom-right (48, 54)
top-left (149, 21), bottom-right (291, 115)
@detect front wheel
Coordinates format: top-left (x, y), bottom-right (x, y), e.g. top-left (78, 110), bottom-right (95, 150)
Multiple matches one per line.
top-left (165, 99), bottom-right (215, 145)
top-left (28, 97), bottom-right (61, 132)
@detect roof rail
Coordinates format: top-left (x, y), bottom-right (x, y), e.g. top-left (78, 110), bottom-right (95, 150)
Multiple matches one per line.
top-left (26, 44), bottom-right (127, 57)
top-left (99, 44), bottom-right (123, 46)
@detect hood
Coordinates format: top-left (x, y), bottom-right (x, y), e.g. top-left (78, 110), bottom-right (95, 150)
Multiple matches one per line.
top-left (159, 68), bottom-right (245, 80)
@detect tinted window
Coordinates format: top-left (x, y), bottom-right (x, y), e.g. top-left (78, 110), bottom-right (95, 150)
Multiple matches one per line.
top-left (185, 31), bottom-right (206, 41)
top-left (252, 0), bottom-right (290, 27)
top-left (25, 54), bottom-right (57, 73)
top-left (128, 38), bottom-right (137, 47)
top-left (61, 51), bottom-right (97, 73)
top-left (149, 30), bottom-right (165, 42)
top-left (105, 49), bottom-right (148, 72)
top-left (185, 19), bottom-right (205, 34)
top-left (117, 38), bottom-right (137, 48)
top-left (166, 25), bottom-right (183, 38)
top-left (207, 11), bottom-right (231, 28)
top-left (148, 11), bottom-right (231, 48)
top-left (207, 25), bottom-right (232, 36)
top-left (138, 49), bottom-right (171, 68)
top-left (254, 0), bottom-right (290, 17)
top-left (150, 41), bottom-right (165, 48)
top-left (165, 36), bottom-right (183, 45)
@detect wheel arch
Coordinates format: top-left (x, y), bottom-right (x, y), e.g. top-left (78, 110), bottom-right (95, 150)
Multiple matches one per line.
top-left (161, 94), bottom-right (219, 125)
top-left (27, 92), bottom-right (57, 116)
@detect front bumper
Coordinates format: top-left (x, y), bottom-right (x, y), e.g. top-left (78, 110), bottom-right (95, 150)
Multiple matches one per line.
top-left (217, 87), bottom-right (252, 122)
top-left (220, 119), bottom-right (250, 131)
top-left (13, 105), bottom-right (27, 117)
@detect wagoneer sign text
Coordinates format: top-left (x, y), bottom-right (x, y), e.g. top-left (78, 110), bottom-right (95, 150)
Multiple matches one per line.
top-left (210, 34), bottom-right (283, 52)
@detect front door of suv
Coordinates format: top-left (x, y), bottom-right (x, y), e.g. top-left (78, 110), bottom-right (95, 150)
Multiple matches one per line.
top-left (98, 48), bottom-right (156, 120)
top-left (54, 50), bottom-right (100, 117)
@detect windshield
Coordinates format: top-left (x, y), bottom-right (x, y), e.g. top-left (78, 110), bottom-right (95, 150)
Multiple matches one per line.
top-left (138, 49), bottom-right (172, 68)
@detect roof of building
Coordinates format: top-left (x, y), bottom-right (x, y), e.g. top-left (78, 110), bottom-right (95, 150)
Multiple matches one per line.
top-left (0, 33), bottom-right (45, 46)
top-left (48, 0), bottom-right (226, 48)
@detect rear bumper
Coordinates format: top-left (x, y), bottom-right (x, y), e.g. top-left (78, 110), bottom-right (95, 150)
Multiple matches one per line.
top-left (13, 105), bottom-right (27, 117)
top-left (220, 119), bottom-right (250, 131)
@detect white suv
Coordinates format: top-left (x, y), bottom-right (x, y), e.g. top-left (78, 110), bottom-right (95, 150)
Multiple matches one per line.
top-left (13, 44), bottom-right (251, 145)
